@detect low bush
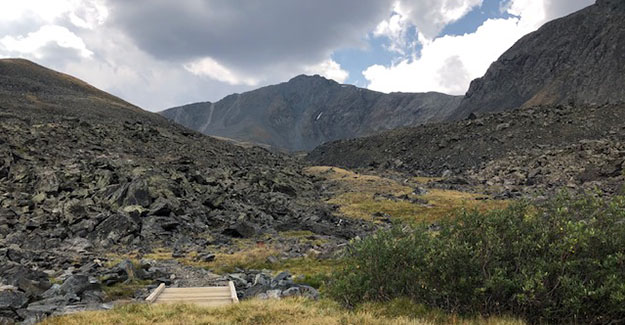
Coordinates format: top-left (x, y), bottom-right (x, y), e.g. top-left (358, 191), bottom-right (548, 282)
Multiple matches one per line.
top-left (329, 193), bottom-right (625, 324)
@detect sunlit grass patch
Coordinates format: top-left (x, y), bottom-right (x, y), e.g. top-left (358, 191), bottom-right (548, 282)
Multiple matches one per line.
top-left (139, 242), bottom-right (339, 280)
top-left (42, 298), bottom-right (524, 325)
top-left (307, 166), bottom-right (508, 225)
top-left (356, 298), bottom-right (525, 325)
top-left (414, 176), bottom-right (443, 184)
top-left (306, 166), bottom-right (412, 195)
top-left (102, 279), bottom-right (153, 301)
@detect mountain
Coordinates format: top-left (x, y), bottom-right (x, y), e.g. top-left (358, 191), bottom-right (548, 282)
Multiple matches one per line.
top-left (0, 59), bottom-right (370, 322)
top-left (308, 0), bottom-right (625, 196)
top-left (452, 0), bottom-right (625, 119)
top-left (308, 103), bottom-right (625, 197)
top-left (160, 75), bottom-right (462, 151)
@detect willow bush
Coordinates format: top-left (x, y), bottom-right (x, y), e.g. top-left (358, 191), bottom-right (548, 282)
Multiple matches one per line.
top-left (329, 193), bottom-right (625, 324)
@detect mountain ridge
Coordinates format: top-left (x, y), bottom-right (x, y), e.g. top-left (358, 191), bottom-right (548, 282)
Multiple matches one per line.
top-left (452, 0), bottom-right (625, 118)
top-left (160, 74), bottom-right (462, 151)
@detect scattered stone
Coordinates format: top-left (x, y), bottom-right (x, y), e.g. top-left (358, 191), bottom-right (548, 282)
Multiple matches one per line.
top-left (194, 253), bottom-right (215, 263)
top-left (266, 256), bottom-right (279, 265)
top-left (413, 186), bottom-right (428, 195)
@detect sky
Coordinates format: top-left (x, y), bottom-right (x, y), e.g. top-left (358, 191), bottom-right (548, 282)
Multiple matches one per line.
top-left (0, 0), bottom-right (594, 112)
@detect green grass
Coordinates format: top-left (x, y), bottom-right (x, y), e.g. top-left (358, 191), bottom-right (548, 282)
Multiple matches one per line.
top-left (306, 166), bottom-right (508, 225)
top-left (102, 279), bottom-right (153, 301)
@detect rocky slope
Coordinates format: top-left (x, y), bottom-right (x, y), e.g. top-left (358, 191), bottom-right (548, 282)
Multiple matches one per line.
top-left (452, 0), bottom-right (625, 119)
top-left (161, 75), bottom-right (461, 151)
top-left (0, 59), bottom-right (371, 323)
top-left (308, 103), bottom-right (625, 196)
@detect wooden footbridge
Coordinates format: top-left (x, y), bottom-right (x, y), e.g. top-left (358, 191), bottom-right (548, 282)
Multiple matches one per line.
top-left (146, 282), bottom-right (239, 307)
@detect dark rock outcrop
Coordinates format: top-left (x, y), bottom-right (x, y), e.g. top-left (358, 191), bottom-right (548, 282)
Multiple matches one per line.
top-left (161, 75), bottom-right (461, 151)
top-left (453, 0), bottom-right (625, 119)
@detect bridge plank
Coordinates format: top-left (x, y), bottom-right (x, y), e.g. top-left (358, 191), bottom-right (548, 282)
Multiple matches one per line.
top-left (146, 281), bottom-right (239, 307)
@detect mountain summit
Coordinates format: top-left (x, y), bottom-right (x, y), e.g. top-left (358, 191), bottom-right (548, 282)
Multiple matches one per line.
top-left (452, 0), bottom-right (625, 118)
top-left (160, 75), bottom-right (461, 151)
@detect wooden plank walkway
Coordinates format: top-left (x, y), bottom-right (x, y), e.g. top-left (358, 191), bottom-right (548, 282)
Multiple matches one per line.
top-left (146, 282), bottom-right (239, 307)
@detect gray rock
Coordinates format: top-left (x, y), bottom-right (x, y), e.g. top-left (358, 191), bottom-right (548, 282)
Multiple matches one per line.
top-left (112, 259), bottom-right (142, 280)
top-left (2, 267), bottom-right (51, 299)
top-left (253, 273), bottom-right (271, 287)
top-left (0, 291), bottom-right (28, 310)
top-left (280, 286), bottom-right (300, 297)
top-left (194, 253), bottom-right (215, 263)
top-left (227, 274), bottom-right (248, 288)
top-left (125, 180), bottom-right (152, 208)
top-left (63, 237), bottom-right (93, 253)
top-left (272, 271), bottom-right (291, 283)
top-left (265, 289), bottom-right (281, 299)
top-left (298, 285), bottom-right (320, 300)
top-left (266, 256), bottom-right (279, 264)
top-left (59, 275), bottom-right (99, 296)
top-left (413, 186), bottom-right (428, 195)
top-left (222, 221), bottom-right (259, 238)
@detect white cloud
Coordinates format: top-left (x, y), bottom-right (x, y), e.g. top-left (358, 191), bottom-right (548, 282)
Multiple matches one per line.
top-left (373, 10), bottom-right (414, 55)
top-left (0, 0), bottom-right (108, 28)
top-left (364, 0), bottom-right (594, 95)
top-left (395, 0), bottom-right (484, 39)
top-left (0, 25), bottom-right (93, 58)
top-left (184, 57), bottom-right (259, 86)
top-left (0, 0), bottom-right (109, 62)
top-left (0, 0), bottom-right (74, 23)
top-left (304, 59), bottom-right (349, 83)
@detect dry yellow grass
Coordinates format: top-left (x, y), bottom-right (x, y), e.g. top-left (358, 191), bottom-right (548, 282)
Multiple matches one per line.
top-left (414, 176), bottom-right (443, 184)
top-left (306, 166), bottom-right (509, 224)
top-left (129, 237), bottom-right (334, 277)
top-left (139, 245), bottom-right (280, 274)
top-left (42, 298), bottom-right (525, 325)
top-left (307, 166), bottom-right (412, 194)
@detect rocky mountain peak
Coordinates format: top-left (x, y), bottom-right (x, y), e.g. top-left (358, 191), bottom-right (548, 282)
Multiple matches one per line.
top-left (451, 0), bottom-right (625, 119)
top-left (286, 74), bottom-right (338, 89)
top-left (161, 77), bottom-right (462, 151)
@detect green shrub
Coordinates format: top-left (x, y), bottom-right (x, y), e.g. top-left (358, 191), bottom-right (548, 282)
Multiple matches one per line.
top-left (329, 193), bottom-right (625, 324)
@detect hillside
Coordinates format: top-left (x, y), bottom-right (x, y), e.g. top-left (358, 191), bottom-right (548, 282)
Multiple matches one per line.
top-left (308, 103), bottom-right (625, 196)
top-left (0, 59), bottom-right (370, 323)
top-left (160, 75), bottom-right (461, 151)
top-left (452, 0), bottom-right (625, 118)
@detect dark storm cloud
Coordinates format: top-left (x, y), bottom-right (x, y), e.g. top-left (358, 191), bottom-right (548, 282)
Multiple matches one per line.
top-left (105, 0), bottom-right (394, 69)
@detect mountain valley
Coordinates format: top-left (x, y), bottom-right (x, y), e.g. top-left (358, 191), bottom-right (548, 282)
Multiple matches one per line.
top-left (2, 0), bottom-right (625, 324)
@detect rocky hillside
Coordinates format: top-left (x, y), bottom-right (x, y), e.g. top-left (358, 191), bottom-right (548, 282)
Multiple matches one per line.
top-left (160, 75), bottom-right (461, 151)
top-left (308, 103), bottom-right (625, 196)
top-left (0, 59), bottom-right (371, 323)
top-left (452, 0), bottom-right (625, 119)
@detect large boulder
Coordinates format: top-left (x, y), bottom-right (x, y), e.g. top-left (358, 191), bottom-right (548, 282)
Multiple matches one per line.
top-left (1, 266), bottom-right (51, 299)
top-left (221, 221), bottom-right (259, 238)
top-left (0, 290), bottom-right (28, 310)
top-left (59, 275), bottom-right (100, 296)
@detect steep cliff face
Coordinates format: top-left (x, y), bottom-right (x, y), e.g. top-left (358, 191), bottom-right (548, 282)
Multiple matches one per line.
top-left (161, 75), bottom-right (462, 151)
top-left (452, 0), bottom-right (625, 119)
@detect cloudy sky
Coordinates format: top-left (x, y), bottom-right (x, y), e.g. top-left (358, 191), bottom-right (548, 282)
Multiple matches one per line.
top-left (0, 0), bottom-right (594, 111)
